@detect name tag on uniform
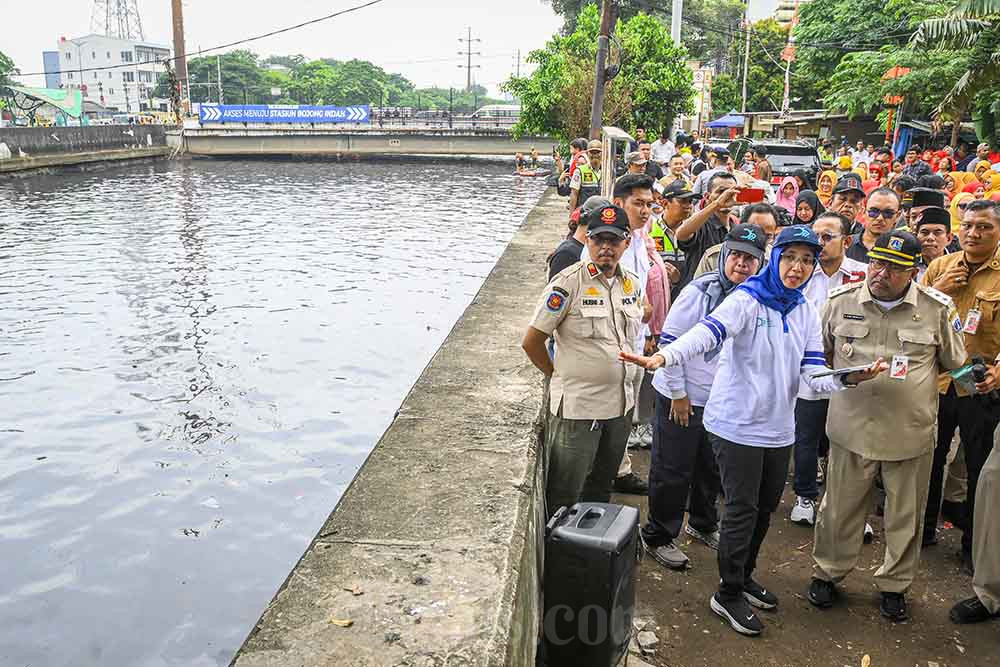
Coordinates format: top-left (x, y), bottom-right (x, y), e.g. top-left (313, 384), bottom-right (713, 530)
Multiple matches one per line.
top-left (890, 355), bottom-right (909, 380)
top-left (621, 296), bottom-right (637, 306)
top-left (964, 308), bottom-right (982, 335)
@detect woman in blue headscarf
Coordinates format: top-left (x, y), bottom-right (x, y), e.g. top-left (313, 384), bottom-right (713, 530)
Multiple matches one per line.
top-left (621, 225), bottom-right (887, 637)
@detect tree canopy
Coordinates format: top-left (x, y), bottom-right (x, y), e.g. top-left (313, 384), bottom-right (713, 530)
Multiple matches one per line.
top-left (154, 51), bottom-right (504, 110)
top-left (0, 50), bottom-right (17, 88)
top-left (505, 4), bottom-right (693, 143)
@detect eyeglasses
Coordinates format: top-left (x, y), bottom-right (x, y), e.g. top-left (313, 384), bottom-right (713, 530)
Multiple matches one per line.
top-left (818, 232), bottom-right (843, 244)
top-left (867, 208), bottom-right (899, 219)
top-left (779, 254), bottom-right (815, 268)
top-left (869, 258), bottom-right (912, 275)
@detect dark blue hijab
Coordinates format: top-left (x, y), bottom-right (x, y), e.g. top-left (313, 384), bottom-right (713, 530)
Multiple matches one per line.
top-left (737, 225), bottom-right (822, 332)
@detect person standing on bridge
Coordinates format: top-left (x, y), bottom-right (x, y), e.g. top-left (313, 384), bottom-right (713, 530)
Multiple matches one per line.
top-left (568, 140), bottom-right (603, 214)
top-left (522, 204), bottom-right (646, 515)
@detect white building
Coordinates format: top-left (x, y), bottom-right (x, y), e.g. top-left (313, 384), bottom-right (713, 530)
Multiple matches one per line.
top-left (48, 34), bottom-right (171, 113)
top-left (775, 0), bottom-right (810, 28)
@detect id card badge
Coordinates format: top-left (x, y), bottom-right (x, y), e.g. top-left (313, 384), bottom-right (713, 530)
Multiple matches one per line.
top-left (964, 308), bottom-right (982, 335)
top-left (890, 355), bottom-right (909, 380)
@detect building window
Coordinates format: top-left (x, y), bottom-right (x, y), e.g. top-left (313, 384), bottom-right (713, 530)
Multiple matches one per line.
top-left (66, 52), bottom-right (72, 61)
top-left (123, 71), bottom-right (134, 82)
top-left (107, 51), bottom-right (111, 59)
top-left (109, 72), bottom-right (113, 79)
top-left (109, 88), bottom-right (115, 95)
top-left (94, 72), bottom-right (98, 79)
top-left (92, 51), bottom-right (96, 59)
top-left (67, 72), bottom-right (73, 80)
top-left (121, 51), bottom-right (133, 63)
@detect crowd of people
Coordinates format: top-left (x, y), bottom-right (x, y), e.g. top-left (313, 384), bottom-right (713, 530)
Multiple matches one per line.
top-left (521, 130), bottom-right (1000, 638)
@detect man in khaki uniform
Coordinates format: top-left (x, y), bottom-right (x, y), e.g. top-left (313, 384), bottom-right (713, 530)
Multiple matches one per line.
top-left (522, 204), bottom-right (645, 516)
top-left (809, 230), bottom-right (966, 622)
top-left (922, 199), bottom-right (1000, 566)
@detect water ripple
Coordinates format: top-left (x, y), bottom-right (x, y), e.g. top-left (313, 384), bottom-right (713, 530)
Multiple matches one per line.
top-left (0, 158), bottom-right (545, 666)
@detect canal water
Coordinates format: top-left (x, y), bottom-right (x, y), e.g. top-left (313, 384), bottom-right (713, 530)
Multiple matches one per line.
top-left (0, 159), bottom-right (547, 666)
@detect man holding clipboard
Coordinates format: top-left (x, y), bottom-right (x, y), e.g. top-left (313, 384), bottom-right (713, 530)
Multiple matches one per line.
top-left (808, 230), bottom-right (967, 622)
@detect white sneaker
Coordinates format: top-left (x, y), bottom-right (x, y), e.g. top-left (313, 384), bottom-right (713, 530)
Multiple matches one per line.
top-left (790, 496), bottom-right (816, 525)
top-left (639, 423), bottom-right (654, 447)
top-left (864, 522), bottom-right (875, 543)
top-left (627, 427), bottom-right (643, 449)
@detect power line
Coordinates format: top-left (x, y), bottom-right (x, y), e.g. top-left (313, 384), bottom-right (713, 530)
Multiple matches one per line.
top-left (13, 0), bottom-right (388, 78)
top-left (457, 27), bottom-right (481, 92)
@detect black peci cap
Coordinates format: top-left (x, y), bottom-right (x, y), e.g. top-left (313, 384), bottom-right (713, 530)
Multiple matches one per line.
top-left (869, 230), bottom-right (921, 267)
top-left (914, 206), bottom-right (951, 230)
top-left (906, 187), bottom-right (947, 209)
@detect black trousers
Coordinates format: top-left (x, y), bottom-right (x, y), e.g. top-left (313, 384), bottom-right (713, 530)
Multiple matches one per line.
top-left (793, 398), bottom-right (830, 500)
top-left (642, 394), bottom-right (720, 547)
top-left (925, 386), bottom-right (999, 553)
top-left (710, 433), bottom-right (792, 600)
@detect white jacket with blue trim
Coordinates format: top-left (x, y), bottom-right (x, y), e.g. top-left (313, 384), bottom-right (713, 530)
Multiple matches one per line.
top-left (657, 289), bottom-right (844, 447)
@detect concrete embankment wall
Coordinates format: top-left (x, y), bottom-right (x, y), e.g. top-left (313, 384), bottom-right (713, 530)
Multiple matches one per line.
top-left (184, 128), bottom-right (554, 157)
top-left (0, 125), bottom-right (170, 175)
top-left (232, 191), bottom-right (566, 666)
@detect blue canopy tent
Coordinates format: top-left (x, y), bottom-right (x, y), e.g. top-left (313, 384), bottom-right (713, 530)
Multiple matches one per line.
top-left (705, 112), bottom-right (746, 128)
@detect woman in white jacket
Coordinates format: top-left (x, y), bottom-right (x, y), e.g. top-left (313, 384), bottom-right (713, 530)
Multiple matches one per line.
top-left (621, 225), bottom-right (887, 637)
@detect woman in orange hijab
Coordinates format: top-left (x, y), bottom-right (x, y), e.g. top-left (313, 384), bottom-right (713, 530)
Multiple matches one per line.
top-left (817, 169), bottom-right (837, 206)
top-left (974, 160), bottom-right (993, 184)
top-left (986, 173), bottom-right (1000, 198)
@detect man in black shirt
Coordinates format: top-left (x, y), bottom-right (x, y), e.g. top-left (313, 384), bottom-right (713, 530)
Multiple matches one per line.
top-left (548, 196), bottom-right (612, 279)
top-left (674, 172), bottom-right (740, 290)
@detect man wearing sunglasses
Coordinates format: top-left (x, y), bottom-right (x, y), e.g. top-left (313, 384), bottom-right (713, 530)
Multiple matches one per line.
top-left (810, 230), bottom-right (966, 623)
top-left (845, 187), bottom-right (902, 263)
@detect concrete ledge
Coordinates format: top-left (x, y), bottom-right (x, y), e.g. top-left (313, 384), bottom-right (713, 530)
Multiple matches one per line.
top-left (232, 191), bottom-right (566, 666)
top-left (0, 147), bottom-right (170, 175)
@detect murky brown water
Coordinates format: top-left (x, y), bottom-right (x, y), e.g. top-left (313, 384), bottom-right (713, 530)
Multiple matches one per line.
top-left (0, 158), bottom-right (546, 666)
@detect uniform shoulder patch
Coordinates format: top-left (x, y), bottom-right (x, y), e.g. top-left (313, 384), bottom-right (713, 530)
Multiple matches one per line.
top-left (587, 262), bottom-right (600, 278)
top-left (915, 283), bottom-right (955, 309)
top-left (828, 281), bottom-right (864, 299)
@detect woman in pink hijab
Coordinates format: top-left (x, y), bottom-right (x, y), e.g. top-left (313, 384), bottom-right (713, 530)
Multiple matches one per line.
top-left (774, 175), bottom-right (799, 214)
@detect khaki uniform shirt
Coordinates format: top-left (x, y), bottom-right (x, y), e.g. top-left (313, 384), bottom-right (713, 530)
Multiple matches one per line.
top-left (694, 242), bottom-right (722, 278)
top-left (922, 244), bottom-right (1000, 395)
top-left (530, 261), bottom-right (643, 420)
top-left (822, 280), bottom-right (966, 461)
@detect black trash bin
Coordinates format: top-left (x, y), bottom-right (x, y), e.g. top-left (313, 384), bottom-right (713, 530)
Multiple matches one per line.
top-left (542, 502), bottom-right (640, 666)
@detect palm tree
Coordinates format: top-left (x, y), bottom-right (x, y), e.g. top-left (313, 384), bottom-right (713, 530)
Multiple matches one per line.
top-left (911, 0), bottom-right (1000, 119)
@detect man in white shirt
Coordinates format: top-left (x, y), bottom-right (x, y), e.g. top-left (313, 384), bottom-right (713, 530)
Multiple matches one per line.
top-left (650, 129), bottom-right (676, 166)
top-left (850, 140), bottom-right (871, 168)
top-left (790, 212), bottom-right (867, 526)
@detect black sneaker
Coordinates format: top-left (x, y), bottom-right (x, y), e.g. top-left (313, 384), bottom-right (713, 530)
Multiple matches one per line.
top-left (613, 472), bottom-right (648, 495)
top-left (950, 596), bottom-right (1000, 624)
top-left (710, 593), bottom-right (763, 636)
top-left (880, 592), bottom-right (908, 621)
top-left (743, 579), bottom-right (778, 610)
top-left (807, 577), bottom-right (838, 608)
top-left (922, 528), bottom-right (938, 547)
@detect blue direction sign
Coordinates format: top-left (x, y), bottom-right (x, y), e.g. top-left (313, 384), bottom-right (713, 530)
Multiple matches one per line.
top-left (199, 104), bottom-right (370, 124)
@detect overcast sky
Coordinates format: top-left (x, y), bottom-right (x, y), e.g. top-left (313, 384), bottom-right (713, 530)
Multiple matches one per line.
top-left (5, 0), bottom-right (778, 96)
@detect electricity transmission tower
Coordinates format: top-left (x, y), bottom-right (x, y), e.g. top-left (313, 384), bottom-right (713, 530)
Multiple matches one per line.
top-left (457, 27), bottom-right (481, 92)
top-left (91, 0), bottom-right (146, 41)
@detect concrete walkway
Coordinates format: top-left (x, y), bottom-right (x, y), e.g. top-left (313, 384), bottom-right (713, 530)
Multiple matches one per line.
top-left (232, 191), bottom-right (567, 666)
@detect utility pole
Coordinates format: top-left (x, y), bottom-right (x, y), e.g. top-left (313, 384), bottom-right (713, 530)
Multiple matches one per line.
top-left (589, 0), bottom-right (616, 139)
top-left (740, 6), bottom-right (751, 113)
top-left (216, 55), bottom-right (224, 105)
top-left (449, 87), bottom-right (454, 128)
top-left (457, 27), bottom-right (481, 92)
top-left (170, 0), bottom-right (189, 115)
top-left (670, 0), bottom-right (683, 45)
top-left (780, 1), bottom-right (799, 118)
top-left (515, 49), bottom-right (521, 77)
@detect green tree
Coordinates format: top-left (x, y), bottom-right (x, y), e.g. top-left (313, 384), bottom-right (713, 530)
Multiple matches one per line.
top-left (0, 49), bottom-right (17, 88)
top-left (710, 72), bottom-right (740, 115)
top-left (505, 4), bottom-right (694, 143)
top-left (793, 0), bottom-right (951, 103)
top-left (912, 0), bottom-right (1000, 129)
top-left (727, 19), bottom-right (788, 113)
